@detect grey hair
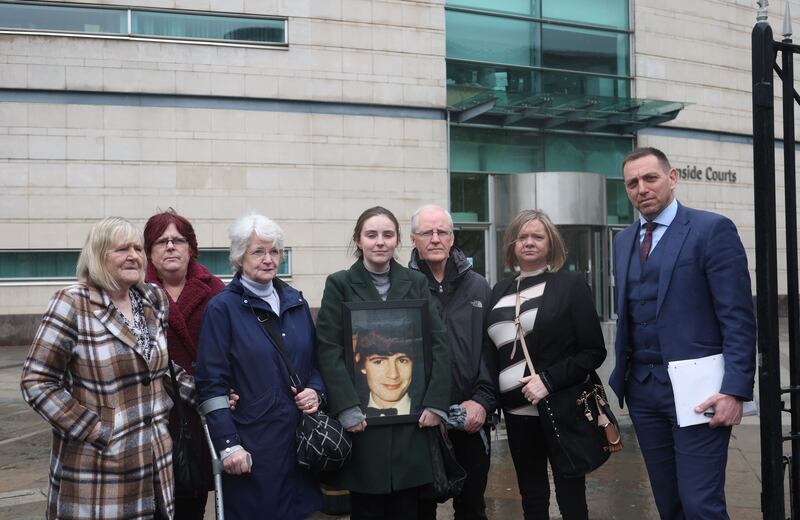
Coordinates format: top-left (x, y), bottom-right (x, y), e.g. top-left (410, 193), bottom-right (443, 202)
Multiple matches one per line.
top-left (410, 204), bottom-right (454, 234)
top-left (228, 213), bottom-right (284, 273)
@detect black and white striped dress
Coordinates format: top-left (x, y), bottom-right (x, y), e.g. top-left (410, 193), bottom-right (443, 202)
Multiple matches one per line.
top-left (487, 269), bottom-right (548, 416)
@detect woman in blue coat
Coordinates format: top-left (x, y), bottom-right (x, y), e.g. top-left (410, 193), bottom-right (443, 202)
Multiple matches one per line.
top-left (196, 213), bottom-right (324, 520)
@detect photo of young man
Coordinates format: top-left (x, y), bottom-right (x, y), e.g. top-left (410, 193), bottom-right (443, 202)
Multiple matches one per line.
top-left (355, 331), bottom-right (416, 417)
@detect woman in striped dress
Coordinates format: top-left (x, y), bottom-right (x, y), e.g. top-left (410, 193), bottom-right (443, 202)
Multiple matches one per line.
top-left (486, 209), bottom-right (606, 520)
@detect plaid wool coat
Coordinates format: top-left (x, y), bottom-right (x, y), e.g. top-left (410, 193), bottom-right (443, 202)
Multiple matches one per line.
top-left (21, 282), bottom-right (194, 519)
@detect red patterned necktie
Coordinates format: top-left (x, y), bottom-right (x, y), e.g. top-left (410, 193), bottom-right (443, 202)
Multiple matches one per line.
top-left (640, 221), bottom-right (657, 263)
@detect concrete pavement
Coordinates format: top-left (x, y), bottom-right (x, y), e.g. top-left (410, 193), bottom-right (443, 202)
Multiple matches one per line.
top-left (0, 323), bottom-right (783, 519)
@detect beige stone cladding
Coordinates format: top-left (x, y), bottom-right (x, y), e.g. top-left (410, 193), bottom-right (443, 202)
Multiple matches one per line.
top-left (0, 0), bottom-right (446, 107)
top-left (632, 0), bottom-right (779, 136)
top-left (0, 0), bottom-right (448, 316)
top-left (633, 0), bottom-right (800, 296)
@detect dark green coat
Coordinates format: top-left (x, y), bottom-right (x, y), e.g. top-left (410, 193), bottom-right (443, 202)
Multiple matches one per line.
top-left (315, 259), bottom-right (451, 494)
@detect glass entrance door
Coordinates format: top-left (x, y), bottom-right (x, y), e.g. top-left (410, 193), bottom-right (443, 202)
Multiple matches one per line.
top-left (606, 226), bottom-right (626, 320)
top-left (559, 225), bottom-right (605, 318)
top-left (453, 227), bottom-right (488, 280)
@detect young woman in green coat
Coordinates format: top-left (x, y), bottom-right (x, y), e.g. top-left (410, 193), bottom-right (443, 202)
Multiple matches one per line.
top-left (316, 206), bottom-right (452, 519)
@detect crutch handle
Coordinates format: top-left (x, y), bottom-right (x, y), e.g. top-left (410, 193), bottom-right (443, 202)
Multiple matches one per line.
top-left (198, 395), bottom-right (230, 417)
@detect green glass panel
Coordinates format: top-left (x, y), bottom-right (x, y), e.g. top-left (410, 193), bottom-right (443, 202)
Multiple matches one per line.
top-left (446, 11), bottom-right (538, 66)
top-left (450, 173), bottom-right (489, 222)
top-left (131, 11), bottom-right (285, 44)
top-left (198, 248), bottom-right (291, 277)
top-left (448, 61), bottom-right (540, 96)
top-left (446, 0), bottom-right (536, 16)
top-left (0, 251), bottom-right (80, 279)
top-left (0, 248), bottom-right (290, 280)
top-left (451, 127), bottom-right (544, 174)
top-left (542, 70), bottom-right (629, 98)
top-left (0, 3), bottom-right (126, 34)
top-left (447, 61), bottom-right (629, 100)
top-left (452, 229), bottom-right (487, 278)
top-left (542, 0), bottom-right (628, 29)
top-left (542, 24), bottom-right (629, 76)
top-left (606, 178), bottom-right (635, 225)
top-left (543, 134), bottom-right (632, 178)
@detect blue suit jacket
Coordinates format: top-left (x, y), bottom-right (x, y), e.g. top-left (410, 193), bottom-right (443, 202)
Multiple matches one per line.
top-left (609, 203), bottom-right (756, 407)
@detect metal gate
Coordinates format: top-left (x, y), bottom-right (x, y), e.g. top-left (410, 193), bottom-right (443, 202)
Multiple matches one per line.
top-left (752, 1), bottom-right (800, 518)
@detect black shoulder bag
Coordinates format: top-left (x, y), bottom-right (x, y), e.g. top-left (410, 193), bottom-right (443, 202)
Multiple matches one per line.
top-left (254, 309), bottom-right (352, 472)
top-left (513, 278), bottom-right (622, 478)
top-left (167, 360), bottom-right (207, 496)
top-left (419, 422), bottom-right (468, 502)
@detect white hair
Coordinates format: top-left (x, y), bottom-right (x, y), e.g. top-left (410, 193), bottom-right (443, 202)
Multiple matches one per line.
top-left (410, 204), bottom-right (454, 233)
top-left (228, 213), bottom-right (284, 273)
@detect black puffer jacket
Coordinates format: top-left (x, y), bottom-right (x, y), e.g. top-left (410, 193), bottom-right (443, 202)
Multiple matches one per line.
top-left (410, 247), bottom-right (496, 413)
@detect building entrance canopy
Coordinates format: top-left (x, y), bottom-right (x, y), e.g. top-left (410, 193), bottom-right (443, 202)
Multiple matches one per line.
top-left (447, 86), bottom-right (685, 133)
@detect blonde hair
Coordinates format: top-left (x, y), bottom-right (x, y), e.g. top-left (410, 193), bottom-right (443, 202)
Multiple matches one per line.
top-left (76, 217), bottom-right (146, 292)
top-left (502, 210), bottom-right (566, 271)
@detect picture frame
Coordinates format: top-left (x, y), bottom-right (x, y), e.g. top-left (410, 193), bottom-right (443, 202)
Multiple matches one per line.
top-left (343, 299), bottom-right (433, 426)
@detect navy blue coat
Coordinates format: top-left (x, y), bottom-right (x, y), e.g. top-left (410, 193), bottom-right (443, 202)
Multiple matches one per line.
top-left (196, 274), bottom-right (324, 520)
top-left (609, 203), bottom-right (757, 407)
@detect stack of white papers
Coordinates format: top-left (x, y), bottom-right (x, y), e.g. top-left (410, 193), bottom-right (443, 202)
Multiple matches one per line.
top-left (667, 354), bottom-right (758, 427)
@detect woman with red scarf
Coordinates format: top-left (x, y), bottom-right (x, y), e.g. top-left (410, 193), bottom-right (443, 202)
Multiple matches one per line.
top-left (144, 209), bottom-right (225, 519)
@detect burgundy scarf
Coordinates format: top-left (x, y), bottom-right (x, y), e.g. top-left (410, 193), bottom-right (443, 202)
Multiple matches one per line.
top-left (145, 260), bottom-right (225, 374)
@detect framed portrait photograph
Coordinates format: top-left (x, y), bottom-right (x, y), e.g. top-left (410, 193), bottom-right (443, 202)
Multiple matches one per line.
top-left (343, 300), bottom-right (433, 426)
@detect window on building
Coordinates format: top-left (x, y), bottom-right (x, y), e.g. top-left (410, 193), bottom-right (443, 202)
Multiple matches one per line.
top-left (446, 11), bottom-right (538, 67)
top-left (541, 24), bottom-right (629, 76)
top-left (0, 248), bottom-right (291, 281)
top-left (447, 0), bottom-right (536, 16)
top-left (543, 134), bottom-right (631, 178)
top-left (450, 173), bottom-right (489, 223)
top-left (0, 250), bottom-right (80, 280)
top-left (0, 2), bottom-right (126, 34)
top-left (607, 178), bottom-right (635, 225)
top-left (0, 2), bottom-right (287, 46)
top-left (451, 126), bottom-right (544, 174)
top-left (541, 0), bottom-right (628, 29)
top-left (198, 248), bottom-right (291, 278)
top-left (131, 10), bottom-right (286, 45)
top-left (445, 6), bottom-right (630, 106)
top-left (541, 70), bottom-right (629, 98)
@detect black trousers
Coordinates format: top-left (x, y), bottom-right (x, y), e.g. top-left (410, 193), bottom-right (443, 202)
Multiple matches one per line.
top-left (504, 413), bottom-right (588, 520)
top-left (173, 493), bottom-right (208, 520)
top-left (351, 487), bottom-right (421, 520)
top-left (418, 427), bottom-right (491, 520)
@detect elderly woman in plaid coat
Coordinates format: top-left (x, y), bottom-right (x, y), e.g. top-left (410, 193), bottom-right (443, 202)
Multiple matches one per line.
top-left (21, 217), bottom-right (194, 520)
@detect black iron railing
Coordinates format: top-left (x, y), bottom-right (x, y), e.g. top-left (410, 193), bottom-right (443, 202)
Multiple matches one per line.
top-left (752, 2), bottom-right (800, 518)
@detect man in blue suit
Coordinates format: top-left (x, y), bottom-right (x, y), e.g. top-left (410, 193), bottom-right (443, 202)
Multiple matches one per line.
top-left (609, 147), bottom-right (756, 519)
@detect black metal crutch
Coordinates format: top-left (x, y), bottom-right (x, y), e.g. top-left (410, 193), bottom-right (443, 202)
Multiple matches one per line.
top-left (197, 396), bottom-right (230, 520)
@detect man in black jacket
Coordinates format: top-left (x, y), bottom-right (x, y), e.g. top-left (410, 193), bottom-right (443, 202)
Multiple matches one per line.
top-left (410, 204), bottom-right (495, 520)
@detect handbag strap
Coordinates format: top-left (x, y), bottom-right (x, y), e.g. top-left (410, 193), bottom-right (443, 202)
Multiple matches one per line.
top-left (513, 277), bottom-right (537, 376)
top-left (167, 357), bottom-right (188, 426)
top-left (253, 308), bottom-right (305, 392)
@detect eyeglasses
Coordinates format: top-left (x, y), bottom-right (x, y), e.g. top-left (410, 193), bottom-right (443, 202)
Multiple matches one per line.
top-left (153, 237), bottom-right (189, 248)
top-left (413, 229), bottom-right (453, 239)
top-left (247, 248), bottom-right (281, 260)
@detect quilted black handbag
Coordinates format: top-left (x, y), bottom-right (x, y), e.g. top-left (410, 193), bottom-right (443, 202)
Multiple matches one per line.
top-left (255, 309), bottom-right (352, 472)
top-left (167, 360), bottom-right (206, 496)
top-left (295, 408), bottom-right (353, 472)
